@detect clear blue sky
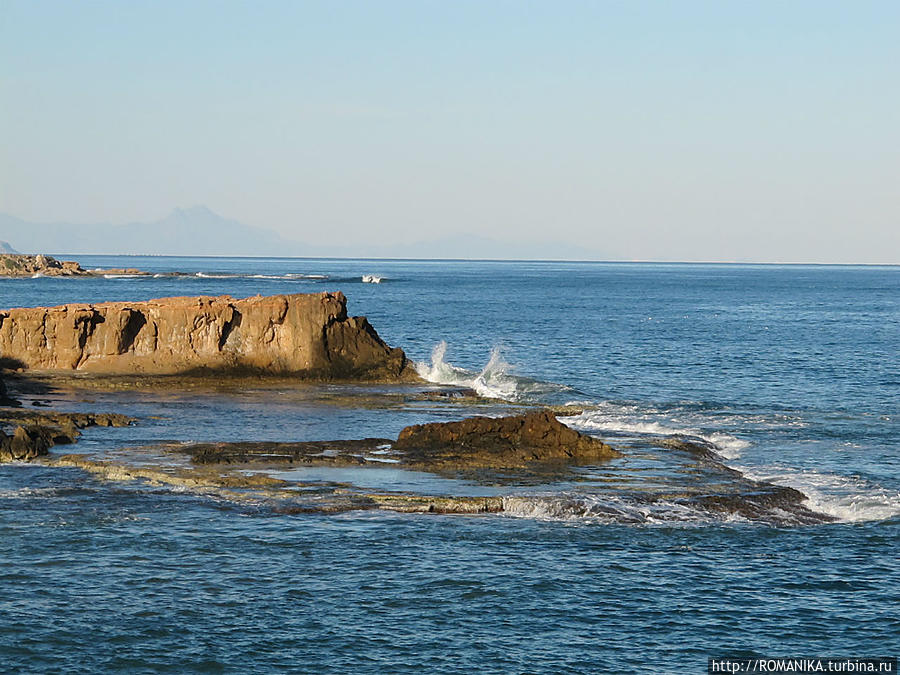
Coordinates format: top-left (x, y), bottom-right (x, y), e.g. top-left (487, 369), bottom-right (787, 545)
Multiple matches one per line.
top-left (1, 0), bottom-right (897, 262)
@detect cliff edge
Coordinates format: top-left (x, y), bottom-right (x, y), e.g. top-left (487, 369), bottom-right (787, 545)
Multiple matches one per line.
top-left (0, 292), bottom-right (414, 380)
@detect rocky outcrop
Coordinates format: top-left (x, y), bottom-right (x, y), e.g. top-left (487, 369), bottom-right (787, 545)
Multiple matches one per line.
top-left (0, 292), bottom-right (413, 380)
top-left (1, 253), bottom-right (88, 277)
top-left (0, 410), bottom-right (133, 462)
top-left (179, 410), bottom-right (619, 471)
top-left (0, 253), bottom-right (146, 277)
top-left (393, 411), bottom-right (620, 469)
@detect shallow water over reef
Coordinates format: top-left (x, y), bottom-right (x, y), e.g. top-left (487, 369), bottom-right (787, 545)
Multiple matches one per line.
top-left (1, 258), bottom-right (898, 672)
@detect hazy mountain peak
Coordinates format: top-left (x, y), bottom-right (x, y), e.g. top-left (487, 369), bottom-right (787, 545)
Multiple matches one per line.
top-left (0, 240), bottom-right (19, 254)
top-left (170, 205), bottom-right (217, 218)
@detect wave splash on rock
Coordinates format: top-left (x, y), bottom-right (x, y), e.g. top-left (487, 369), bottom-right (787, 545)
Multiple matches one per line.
top-left (414, 341), bottom-right (571, 401)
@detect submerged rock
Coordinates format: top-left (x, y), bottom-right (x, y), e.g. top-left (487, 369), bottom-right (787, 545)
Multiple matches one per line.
top-left (182, 438), bottom-right (393, 465)
top-left (0, 292), bottom-right (414, 380)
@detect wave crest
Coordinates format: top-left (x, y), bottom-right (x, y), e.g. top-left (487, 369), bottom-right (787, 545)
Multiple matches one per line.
top-left (414, 341), bottom-right (567, 401)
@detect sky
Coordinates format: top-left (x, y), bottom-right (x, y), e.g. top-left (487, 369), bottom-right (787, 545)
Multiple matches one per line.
top-left (1, 0), bottom-right (898, 262)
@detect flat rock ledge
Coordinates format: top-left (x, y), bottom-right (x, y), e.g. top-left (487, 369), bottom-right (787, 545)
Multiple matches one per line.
top-left (179, 410), bottom-right (620, 471)
top-left (0, 291), bottom-right (415, 380)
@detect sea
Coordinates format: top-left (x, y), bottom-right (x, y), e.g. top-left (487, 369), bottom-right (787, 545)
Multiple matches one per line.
top-left (1, 257), bottom-right (898, 674)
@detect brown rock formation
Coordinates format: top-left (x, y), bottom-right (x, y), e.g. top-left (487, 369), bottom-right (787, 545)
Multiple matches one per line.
top-left (393, 410), bottom-right (620, 469)
top-left (0, 292), bottom-right (414, 379)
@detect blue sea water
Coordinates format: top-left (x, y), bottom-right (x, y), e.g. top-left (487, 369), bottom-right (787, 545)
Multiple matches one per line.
top-left (1, 258), bottom-right (898, 673)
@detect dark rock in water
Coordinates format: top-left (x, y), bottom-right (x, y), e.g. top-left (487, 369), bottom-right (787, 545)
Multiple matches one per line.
top-left (655, 435), bottom-right (743, 475)
top-left (0, 410), bottom-right (133, 462)
top-left (0, 373), bottom-right (13, 406)
top-left (656, 435), bottom-right (724, 460)
top-left (0, 425), bottom-right (56, 461)
top-left (393, 410), bottom-right (620, 469)
top-left (685, 481), bottom-right (835, 525)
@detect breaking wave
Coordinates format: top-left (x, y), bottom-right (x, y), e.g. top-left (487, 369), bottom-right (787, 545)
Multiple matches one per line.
top-left (414, 341), bottom-right (571, 401)
top-left (501, 494), bottom-right (730, 525)
top-left (500, 490), bottom-right (828, 526)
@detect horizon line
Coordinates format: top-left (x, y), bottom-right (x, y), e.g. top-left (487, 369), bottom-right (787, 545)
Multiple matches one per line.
top-left (13, 252), bottom-right (899, 267)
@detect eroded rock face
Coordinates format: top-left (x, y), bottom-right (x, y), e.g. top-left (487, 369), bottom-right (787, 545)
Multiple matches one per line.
top-left (393, 410), bottom-right (620, 469)
top-left (0, 292), bottom-right (413, 379)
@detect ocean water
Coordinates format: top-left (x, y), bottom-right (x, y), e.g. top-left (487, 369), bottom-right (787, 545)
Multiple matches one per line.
top-left (1, 258), bottom-right (898, 673)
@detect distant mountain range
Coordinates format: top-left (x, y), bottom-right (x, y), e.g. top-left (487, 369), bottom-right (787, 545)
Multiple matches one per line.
top-left (0, 207), bottom-right (605, 260)
top-left (0, 240), bottom-right (19, 254)
top-left (0, 207), bottom-right (302, 257)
